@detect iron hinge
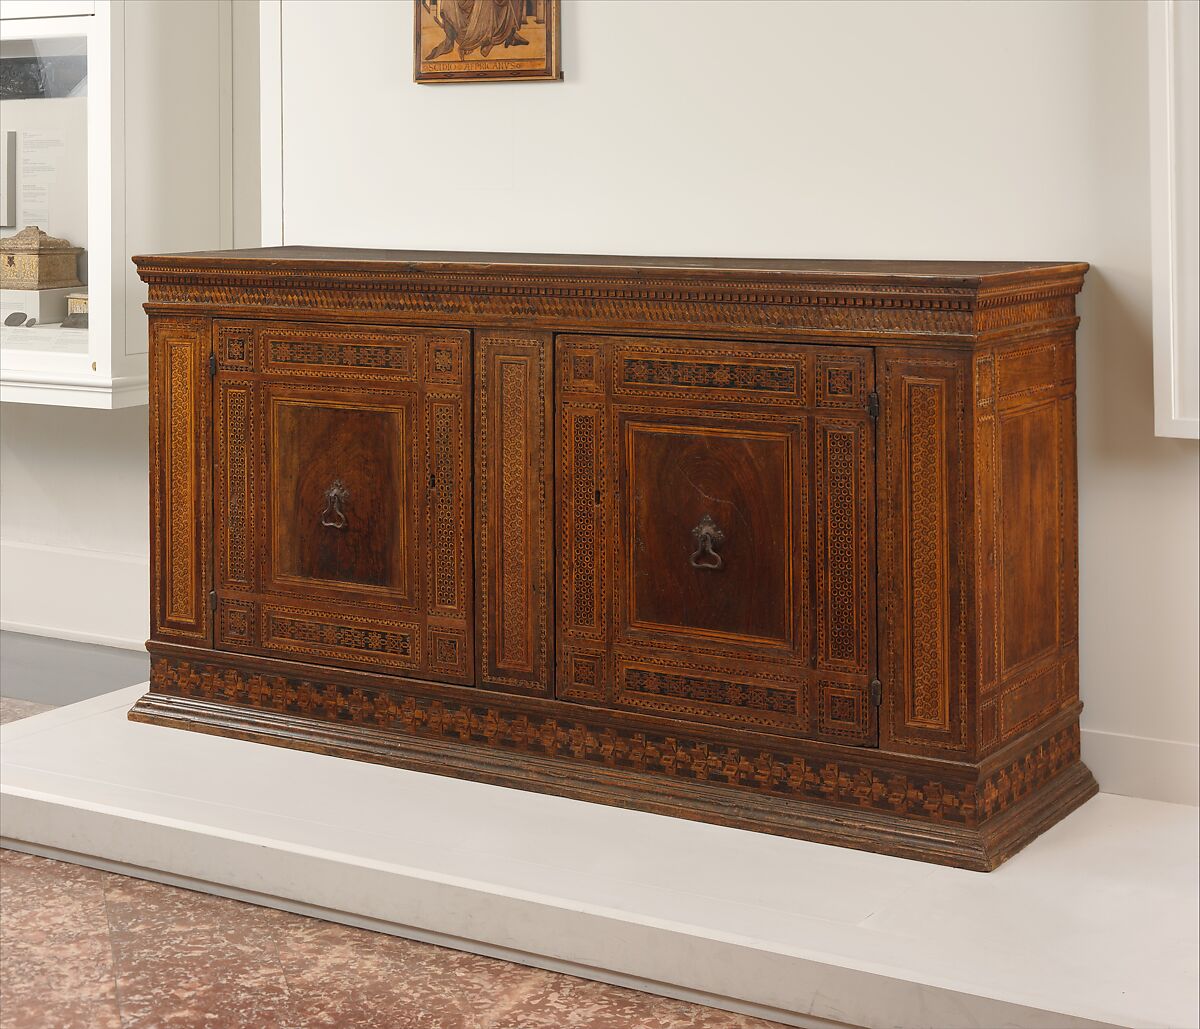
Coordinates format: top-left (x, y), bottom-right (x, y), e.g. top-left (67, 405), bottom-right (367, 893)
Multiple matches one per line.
top-left (867, 391), bottom-right (880, 420)
top-left (208, 590), bottom-right (217, 613)
top-left (208, 352), bottom-right (217, 378)
top-left (869, 678), bottom-right (882, 706)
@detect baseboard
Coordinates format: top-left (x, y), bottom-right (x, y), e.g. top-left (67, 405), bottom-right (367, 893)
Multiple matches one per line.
top-left (0, 631), bottom-right (149, 707)
top-left (1082, 727), bottom-right (1200, 806)
top-left (0, 540), bottom-right (148, 651)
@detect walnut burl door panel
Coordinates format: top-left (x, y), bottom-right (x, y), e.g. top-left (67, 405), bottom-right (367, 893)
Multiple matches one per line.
top-left (212, 321), bottom-right (473, 685)
top-left (556, 334), bottom-right (877, 745)
top-left (626, 421), bottom-right (793, 646)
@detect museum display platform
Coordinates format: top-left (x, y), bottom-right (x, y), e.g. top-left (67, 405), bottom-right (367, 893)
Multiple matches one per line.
top-left (2, 686), bottom-right (1196, 1029)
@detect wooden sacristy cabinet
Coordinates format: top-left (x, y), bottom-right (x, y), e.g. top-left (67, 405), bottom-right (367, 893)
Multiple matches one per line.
top-left (132, 248), bottom-right (1096, 871)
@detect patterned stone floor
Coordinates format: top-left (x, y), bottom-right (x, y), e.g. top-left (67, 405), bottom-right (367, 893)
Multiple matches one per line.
top-left (0, 697), bottom-right (784, 1029)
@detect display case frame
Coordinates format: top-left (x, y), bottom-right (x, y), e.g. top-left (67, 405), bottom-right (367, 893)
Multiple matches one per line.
top-left (0, 0), bottom-right (231, 409)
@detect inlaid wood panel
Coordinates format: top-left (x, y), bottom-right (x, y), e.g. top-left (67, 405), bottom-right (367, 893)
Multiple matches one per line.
top-left (144, 646), bottom-right (1088, 845)
top-left (215, 378), bottom-right (256, 593)
top-left (261, 604), bottom-right (421, 671)
top-left (557, 334), bottom-right (875, 745)
top-left (211, 321), bottom-right (473, 685)
top-left (878, 349), bottom-right (969, 754)
top-left (975, 335), bottom-right (1079, 754)
top-left (999, 400), bottom-right (1061, 671)
top-left (149, 316), bottom-right (211, 644)
top-left (269, 390), bottom-right (415, 597)
top-left (814, 416), bottom-right (872, 675)
top-left (476, 332), bottom-right (553, 696)
top-left (624, 418), bottom-right (794, 646)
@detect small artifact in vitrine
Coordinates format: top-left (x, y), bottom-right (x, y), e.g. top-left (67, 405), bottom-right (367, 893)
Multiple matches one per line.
top-left (61, 291), bottom-right (88, 328)
top-left (0, 226), bottom-right (84, 290)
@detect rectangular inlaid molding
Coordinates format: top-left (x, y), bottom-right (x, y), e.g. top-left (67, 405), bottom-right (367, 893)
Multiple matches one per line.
top-left (428, 627), bottom-right (468, 677)
top-left (814, 418), bottom-right (870, 674)
top-left (617, 661), bottom-right (806, 732)
top-left (166, 342), bottom-right (196, 622)
top-left (817, 681), bottom-right (873, 744)
top-left (559, 649), bottom-right (606, 702)
top-left (498, 361), bottom-right (530, 667)
top-left (1059, 394), bottom-right (1079, 648)
top-left (424, 398), bottom-right (466, 617)
top-left (999, 665), bottom-right (1060, 740)
top-left (216, 323), bottom-right (254, 371)
top-left (996, 341), bottom-right (1060, 403)
top-left (562, 404), bottom-right (605, 638)
top-left (974, 351), bottom-right (1001, 699)
top-left (217, 380), bottom-right (255, 590)
top-left (150, 317), bottom-right (210, 643)
top-left (562, 344), bottom-right (604, 393)
top-left (607, 338), bottom-right (806, 406)
top-left (217, 597), bottom-right (257, 648)
top-left (477, 334), bottom-right (552, 694)
top-left (904, 377), bottom-right (952, 729)
top-left (999, 400), bottom-right (1061, 673)
top-left (262, 328), bottom-right (418, 379)
top-left (425, 335), bottom-right (464, 386)
top-left (623, 357), bottom-right (795, 393)
top-left (262, 605), bottom-right (420, 669)
top-left (879, 351), bottom-right (969, 755)
top-left (815, 352), bottom-right (868, 409)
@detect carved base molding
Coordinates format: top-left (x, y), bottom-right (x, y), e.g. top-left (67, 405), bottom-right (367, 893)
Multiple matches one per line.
top-left (132, 647), bottom-right (1097, 870)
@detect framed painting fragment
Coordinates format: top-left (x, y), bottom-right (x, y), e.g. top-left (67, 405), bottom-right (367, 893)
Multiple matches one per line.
top-left (415, 0), bottom-right (561, 83)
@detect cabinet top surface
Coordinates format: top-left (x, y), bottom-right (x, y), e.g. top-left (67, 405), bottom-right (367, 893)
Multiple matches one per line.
top-left (135, 246), bottom-right (1086, 285)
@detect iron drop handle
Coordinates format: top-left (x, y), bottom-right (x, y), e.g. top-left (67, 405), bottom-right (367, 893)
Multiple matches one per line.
top-left (320, 480), bottom-right (349, 530)
top-left (689, 514), bottom-right (725, 570)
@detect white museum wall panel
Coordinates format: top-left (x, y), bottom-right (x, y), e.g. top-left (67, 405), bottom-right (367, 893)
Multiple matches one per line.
top-left (1149, 0), bottom-right (1199, 439)
top-left (0, 0), bottom-right (261, 649)
top-left (272, 0), bottom-right (1199, 804)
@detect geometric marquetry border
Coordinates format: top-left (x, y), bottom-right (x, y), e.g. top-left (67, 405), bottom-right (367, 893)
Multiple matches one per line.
top-left (147, 651), bottom-right (1084, 830)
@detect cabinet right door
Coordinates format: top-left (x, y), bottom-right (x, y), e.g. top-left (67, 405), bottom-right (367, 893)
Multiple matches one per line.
top-left (555, 334), bottom-right (878, 746)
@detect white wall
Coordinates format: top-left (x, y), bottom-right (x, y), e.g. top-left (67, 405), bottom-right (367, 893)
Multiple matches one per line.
top-left (0, 0), bottom-right (261, 652)
top-left (274, 0), bottom-right (1199, 804)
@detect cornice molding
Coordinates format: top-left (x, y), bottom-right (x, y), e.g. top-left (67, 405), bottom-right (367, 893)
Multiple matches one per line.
top-left (134, 257), bottom-right (1087, 344)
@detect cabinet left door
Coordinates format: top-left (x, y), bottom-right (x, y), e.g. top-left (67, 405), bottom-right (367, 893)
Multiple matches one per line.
top-left (211, 320), bottom-right (474, 685)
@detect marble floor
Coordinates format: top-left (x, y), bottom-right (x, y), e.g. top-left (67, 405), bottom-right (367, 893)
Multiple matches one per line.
top-left (0, 697), bottom-right (784, 1029)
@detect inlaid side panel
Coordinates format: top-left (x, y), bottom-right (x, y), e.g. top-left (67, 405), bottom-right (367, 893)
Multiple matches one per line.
top-left (149, 316), bottom-right (211, 644)
top-left (878, 349), bottom-right (969, 754)
top-left (976, 336), bottom-right (1079, 754)
top-left (476, 332), bottom-right (553, 695)
top-left (999, 401), bottom-right (1060, 671)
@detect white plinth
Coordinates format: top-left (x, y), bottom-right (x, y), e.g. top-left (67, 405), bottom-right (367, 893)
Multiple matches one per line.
top-left (2, 686), bottom-right (1196, 1029)
top-left (0, 286), bottom-right (76, 326)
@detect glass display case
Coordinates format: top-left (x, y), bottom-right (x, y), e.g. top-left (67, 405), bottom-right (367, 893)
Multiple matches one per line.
top-left (0, 1), bottom-right (230, 408)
